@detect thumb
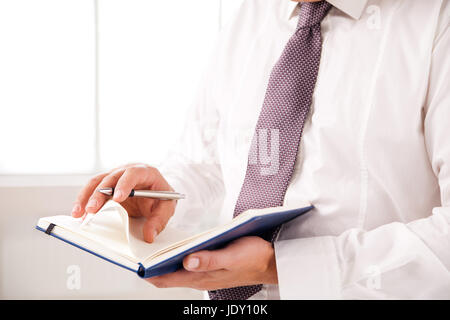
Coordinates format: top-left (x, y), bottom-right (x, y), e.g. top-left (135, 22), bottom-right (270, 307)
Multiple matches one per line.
top-left (183, 249), bottom-right (232, 272)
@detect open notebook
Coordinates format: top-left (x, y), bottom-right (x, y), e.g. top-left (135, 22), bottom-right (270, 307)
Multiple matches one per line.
top-left (36, 200), bottom-right (313, 278)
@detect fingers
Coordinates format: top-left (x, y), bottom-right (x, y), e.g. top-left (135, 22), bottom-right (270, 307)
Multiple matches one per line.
top-left (146, 269), bottom-right (210, 289)
top-left (72, 173), bottom-right (108, 217)
top-left (142, 199), bottom-right (176, 243)
top-left (183, 247), bottom-right (232, 273)
top-left (84, 169), bottom-right (125, 213)
top-left (72, 164), bottom-right (176, 240)
top-left (113, 166), bottom-right (159, 202)
top-left (182, 237), bottom-right (272, 273)
top-left (113, 166), bottom-right (176, 243)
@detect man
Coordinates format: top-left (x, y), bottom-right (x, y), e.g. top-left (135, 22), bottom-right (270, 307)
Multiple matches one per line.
top-left (71, 0), bottom-right (450, 299)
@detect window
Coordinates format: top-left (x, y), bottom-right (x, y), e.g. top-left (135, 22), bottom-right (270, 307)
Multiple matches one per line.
top-left (0, 0), bottom-right (243, 177)
top-left (0, 0), bottom-right (96, 174)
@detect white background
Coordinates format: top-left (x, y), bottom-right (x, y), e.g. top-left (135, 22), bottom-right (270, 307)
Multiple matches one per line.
top-left (0, 0), bottom-right (243, 299)
top-left (0, 0), bottom-right (244, 175)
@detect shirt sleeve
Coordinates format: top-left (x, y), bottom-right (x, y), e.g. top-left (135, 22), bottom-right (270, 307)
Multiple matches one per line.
top-left (158, 2), bottom-right (248, 233)
top-left (159, 42), bottom-right (225, 233)
top-left (274, 8), bottom-right (450, 299)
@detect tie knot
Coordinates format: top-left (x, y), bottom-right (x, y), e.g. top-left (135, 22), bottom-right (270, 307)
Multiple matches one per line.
top-left (297, 1), bottom-right (332, 29)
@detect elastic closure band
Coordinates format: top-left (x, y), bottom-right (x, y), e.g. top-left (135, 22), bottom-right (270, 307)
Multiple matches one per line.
top-left (45, 223), bottom-right (56, 235)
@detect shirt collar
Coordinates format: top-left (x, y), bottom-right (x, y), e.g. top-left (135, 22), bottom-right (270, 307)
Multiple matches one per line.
top-left (287, 0), bottom-right (368, 21)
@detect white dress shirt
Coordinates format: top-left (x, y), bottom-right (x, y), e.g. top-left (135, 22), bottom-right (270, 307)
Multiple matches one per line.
top-left (160, 0), bottom-right (450, 299)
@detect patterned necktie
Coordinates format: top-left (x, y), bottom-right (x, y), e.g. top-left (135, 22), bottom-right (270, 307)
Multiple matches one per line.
top-left (208, 1), bottom-right (332, 300)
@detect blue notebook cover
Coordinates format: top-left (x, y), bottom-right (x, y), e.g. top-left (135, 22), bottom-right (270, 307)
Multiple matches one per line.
top-left (36, 205), bottom-right (313, 278)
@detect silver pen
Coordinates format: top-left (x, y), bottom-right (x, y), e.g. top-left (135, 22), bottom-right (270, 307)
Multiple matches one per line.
top-left (97, 187), bottom-right (185, 201)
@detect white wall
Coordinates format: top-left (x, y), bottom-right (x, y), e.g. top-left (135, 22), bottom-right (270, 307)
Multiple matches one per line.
top-left (0, 186), bottom-right (202, 299)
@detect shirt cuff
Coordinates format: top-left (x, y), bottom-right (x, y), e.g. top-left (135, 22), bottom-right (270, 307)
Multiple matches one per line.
top-left (274, 236), bottom-right (342, 299)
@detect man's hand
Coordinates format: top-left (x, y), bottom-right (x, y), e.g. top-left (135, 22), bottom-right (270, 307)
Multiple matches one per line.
top-left (71, 163), bottom-right (176, 243)
top-left (146, 236), bottom-right (278, 290)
